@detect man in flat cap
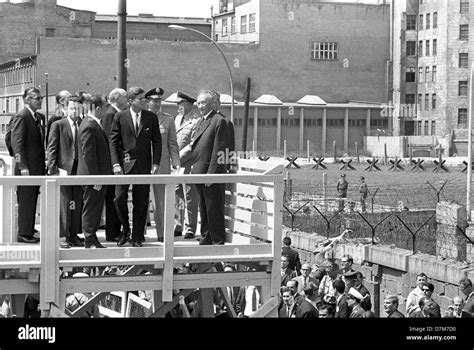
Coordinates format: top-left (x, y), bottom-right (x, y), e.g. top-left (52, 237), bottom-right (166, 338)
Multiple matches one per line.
top-left (336, 173), bottom-right (348, 211)
top-left (173, 91), bottom-right (201, 239)
top-left (146, 87), bottom-right (180, 242)
top-left (347, 287), bottom-right (365, 318)
top-left (110, 87), bottom-right (162, 247)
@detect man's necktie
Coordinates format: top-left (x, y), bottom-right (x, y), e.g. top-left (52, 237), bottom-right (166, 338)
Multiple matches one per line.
top-left (251, 288), bottom-right (257, 312)
top-left (135, 114), bottom-right (140, 136)
top-left (34, 113), bottom-right (42, 141)
top-left (73, 121), bottom-right (79, 160)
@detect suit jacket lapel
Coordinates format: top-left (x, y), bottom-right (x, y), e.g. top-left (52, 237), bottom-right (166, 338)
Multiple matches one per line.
top-left (137, 111), bottom-right (145, 136)
top-left (126, 110), bottom-right (136, 137)
top-left (63, 119), bottom-right (74, 143)
top-left (193, 111), bottom-right (215, 143)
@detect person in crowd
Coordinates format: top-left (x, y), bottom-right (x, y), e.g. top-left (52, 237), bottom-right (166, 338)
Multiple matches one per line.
top-left (347, 287), bottom-right (365, 318)
top-left (359, 176), bottom-right (368, 213)
top-left (292, 263), bottom-right (317, 295)
top-left (173, 91), bottom-right (200, 239)
top-left (110, 87), bottom-right (162, 247)
top-left (459, 278), bottom-right (473, 315)
top-left (451, 296), bottom-right (472, 318)
top-left (362, 310), bottom-right (376, 318)
top-left (406, 272), bottom-right (428, 316)
top-left (281, 255), bottom-right (297, 287)
top-left (304, 282), bottom-right (321, 310)
top-left (286, 280), bottom-right (304, 307)
top-left (46, 90), bottom-right (71, 144)
top-left (421, 282), bottom-right (441, 318)
top-left (296, 284), bottom-right (319, 318)
top-left (318, 260), bottom-right (337, 298)
top-left (77, 95), bottom-right (112, 249)
top-left (318, 304), bottom-right (335, 318)
top-left (282, 236), bottom-right (302, 274)
top-left (146, 87), bottom-right (180, 243)
top-left (235, 273), bottom-right (263, 318)
top-left (384, 295), bottom-right (405, 318)
top-left (336, 173), bottom-right (348, 211)
top-left (312, 229), bottom-right (350, 270)
top-left (354, 271), bottom-right (372, 311)
top-left (336, 254), bottom-right (355, 279)
top-left (65, 272), bottom-right (99, 317)
top-left (410, 297), bottom-right (438, 318)
top-left (47, 94), bottom-right (85, 248)
top-left (333, 279), bottom-right (349, 318)
top-left (191, 90), bottom-right (228, 245)
top-left (10, 87), bottom-right (45, 244)
top-left (278, 286), bottom-right (297, 318)
top-left (102, 88), bottom-right (128, 242)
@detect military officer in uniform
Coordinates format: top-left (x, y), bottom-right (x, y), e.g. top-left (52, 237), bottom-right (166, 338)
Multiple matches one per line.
top-left (146, 88), bottom-right (180, 242)
top-left (336, 174), bottom-right (348, 211)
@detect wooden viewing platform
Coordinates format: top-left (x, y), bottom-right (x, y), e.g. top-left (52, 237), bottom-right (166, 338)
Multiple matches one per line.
top-left (0, 159), bottom-right (284, 318)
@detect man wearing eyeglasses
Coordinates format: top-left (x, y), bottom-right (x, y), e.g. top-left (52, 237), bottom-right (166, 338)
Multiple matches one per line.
top-left (9, 87), bottom-right (45, 244)
top-left (110, 87), bottom-right (162, 247)
top-left (421, 282), bottom-right (441, 317)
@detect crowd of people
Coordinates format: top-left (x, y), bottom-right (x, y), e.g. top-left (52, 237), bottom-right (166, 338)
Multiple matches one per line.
top-left (275, 235), bottom-right (473, 318)
top-left (7, 86), bottom-right (236, 249)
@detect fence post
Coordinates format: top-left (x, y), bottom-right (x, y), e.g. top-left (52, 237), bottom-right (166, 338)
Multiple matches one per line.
top-left (333, 140), bottom-right (337, 162)
top-left (307, 140), bottom-right (310, 163)
top-left (355, 142), bottom-right (360, 163)
top-left (323, 173), bottom-right (328, 212)
top-left (283, 140), bottom-right (287, 160)
top-left (252, 140), bottom-right (256, 159)
top-left (384, 143), bottom-right (388, 165)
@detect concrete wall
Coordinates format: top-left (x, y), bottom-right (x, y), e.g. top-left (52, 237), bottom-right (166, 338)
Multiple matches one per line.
top-left (365, 135), bottom-right (406, 157)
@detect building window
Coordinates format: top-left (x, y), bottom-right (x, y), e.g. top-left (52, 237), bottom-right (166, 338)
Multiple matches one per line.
top-left (433, 12), bottom-right (438, 28)
top-left (45, 28), bottom-right (55, 37)
top-left (426, 13), bottom-right (431, 29)
top-left (311, 42), bottom-right (339, 60)
top-left (419, 14), bottom-right (424, 30)
top-left (15, 98), bottom-right (19, 113)
top-left (406, 15), bottom-right (417, 30)
top-left (458, 108), bottom-right (468, 126)
top-left (424, 120), bottom-right (429, 135)
top-left (432, 93), bottom-right (437, 109)
top-left (425, 40), bottom-right (430, 56)
top-left (417, 121), bottom-right (422, 135)
top-left (418, 94), bottom-right (423, 110)
top-left (432, 66), bottom-right (437, 81)
top-left (231, 16), bottom-right (236, 34)
top-left (406, 67), bottom-right (416, 82)
top-left (419, 40), bottom-right (423, 56)
top-left (222, 18), bottom-right (228, 36)
top-left (460, 24), bottom-right (469, 40)
top-left (241, 15), bottom-right (247, 34)
top-left (406, 41), bottom-right (416, 56)
top-left (431, 121), bottom-right (436, 135)
top-left (6, 99), bottom-right (9, 113)
top-left (419, 67), bottom-right (424, 82)
top-left (432, 39), bottom-right (437, 56)
top-left (249, 13), bottom-right (256, 33)
top-left (425, 94), bottom-right (429, 110)
top-left (461, 0), bottom-right (469, 14)
top-left (459, 81), bottom-right (468, 96)
top-left (460, 53), bottom-right (469, 68)
top-left (406, 94), bottom-right (416, 105)
top-left (425, 67), bottom-right (430, 82)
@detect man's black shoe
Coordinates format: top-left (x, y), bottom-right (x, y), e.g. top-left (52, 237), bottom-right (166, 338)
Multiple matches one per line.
top-left (157, 237), bottom-right (164, 243)
top-left (184, 232), bottom-right (195, 240)
top-left (18, 236), bottom-right (40, 244)
top-left (85, 238), bottom-right (106, 249)
top-left (174, 230), bottom-right (182, 237)
top-left (68, 235), bottom-right (85, 247)
top-left (106, 237), bottom-right (120, 242)
top-left (117, 231), bottom-right (131, 246)
top-left (132, 240), bottom-right (143, 247)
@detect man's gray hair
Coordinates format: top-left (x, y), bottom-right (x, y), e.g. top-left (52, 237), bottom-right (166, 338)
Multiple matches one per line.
top-left (109, 88), bottom-right (127, 103)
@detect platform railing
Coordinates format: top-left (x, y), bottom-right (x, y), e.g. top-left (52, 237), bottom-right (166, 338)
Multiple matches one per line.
top-left (0, 160), bottom-right (285, 313)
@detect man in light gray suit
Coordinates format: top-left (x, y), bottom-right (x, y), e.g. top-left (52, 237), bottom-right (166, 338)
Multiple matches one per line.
top-left (174, 91), bottom-right (201, 239)
top-left (146, 88), bottom-right (180, 242)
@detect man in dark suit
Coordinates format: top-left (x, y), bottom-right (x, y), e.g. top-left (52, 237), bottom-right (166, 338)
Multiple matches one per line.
top-left (46, 90), bottom-right (71, 146)
top-left (280, 255), bottom-right (297, 287)
top-left (459, 278), bottom-right (474, 315)
top-left (333, 279), bottom-right (349, 318)
top-left (452, 296), bottom-right (472, 318)
top-left (191, 90), bottom-right (228, 246)
top-left (282, 236), bottom-right (302, 274)
top-left (47, 94), bottom-right (85, 248)
top-left (278, 286), bottom-right (297, 318)
top-left (110, 87), bottom-right (162, 247)
top-left (10, 87), bottom-right (46, 243)
top-left (296, 285), bottom-right (319, 318)
top-left (102, 88), bottom-right (128, 242)
top-left (384, 295), bottom-right (405, 318)
top-left (77, 95), bottom-right (112, 249)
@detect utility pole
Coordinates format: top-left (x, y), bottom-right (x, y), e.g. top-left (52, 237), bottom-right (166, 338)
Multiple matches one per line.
top-left (117, 0), bottom-right (127, 90)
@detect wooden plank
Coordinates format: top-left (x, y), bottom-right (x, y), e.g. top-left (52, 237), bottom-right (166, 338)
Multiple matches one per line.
top-left (269, 179), bottom-right (284, 299)
top-left (49, 304), bottom-right (70, 318)
top-left (249, 296), bottom-right (279, 318)
top-left (225, 207), bottom-right (273, 228)
top-left (173, 243), bottom-right (272, 258)
top-left (175, 254), bottom-right (274, 264)
top-left (238, 159), bottom-right (285, 173)
top-left (263, 164), bottom-right (285, 175)
top-left (198, 288), bottom-right (215, 317)
top-left (162, 184), bottom-right (175, 302)
top-left (149, 289), bottom-right (194, 318)
top-left (59, 246), bottom-right (164, 265)
top-left (178, 295), bottom-right (191, 318)
top-left (28, 269), bottom-right (40, 283)
top-left (218, 287), bottom-right (237, 318)
top-left (40, 180), bottom-right (59, 310)
top-left (0, 279), bottom-right (40, 295)
top-left (225, 219), bottom-right (272, 241)
top-left (1, 185), bottom-right (14, 244)
top-left (225, 194), bottom-right (274, 214)
top-left (227, 183), bottom-right (275, 200)
top-left (59, 258), bottom-right (164, 268)
top-left (225, 230), bottom-right (253, 244)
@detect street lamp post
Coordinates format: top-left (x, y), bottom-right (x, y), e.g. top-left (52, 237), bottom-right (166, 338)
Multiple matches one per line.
top-left (169, 25), bottom-right (234, 123)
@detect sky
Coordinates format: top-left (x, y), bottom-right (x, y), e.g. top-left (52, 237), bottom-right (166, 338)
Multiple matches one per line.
top-left (11, 0), bottom-right (220, 18)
